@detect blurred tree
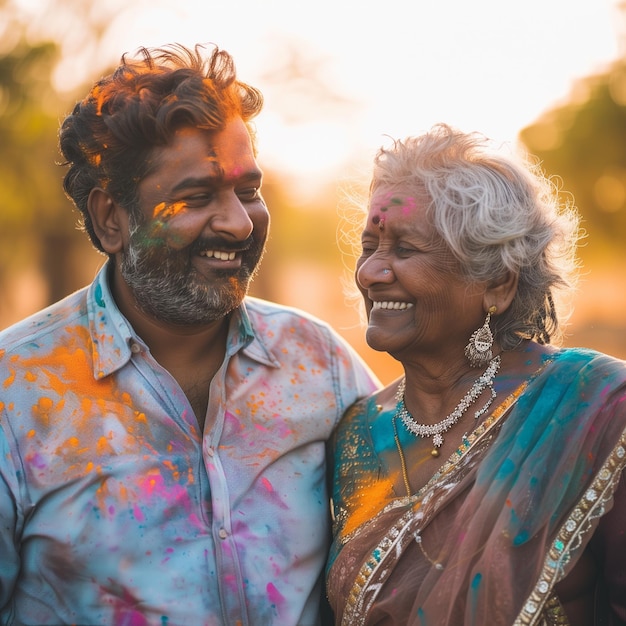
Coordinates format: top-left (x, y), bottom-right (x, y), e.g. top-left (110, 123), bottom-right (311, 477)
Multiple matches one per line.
top-left (520, 45), bottom-right (626, 360)
top-left (0, 0), bottom-right (342, 329)
top-left (0, 0), bottom-right (153, 327)
top-left (520, 62), bottom-right (626, 266)
top-left (0, 33), bottom-right (99, 325)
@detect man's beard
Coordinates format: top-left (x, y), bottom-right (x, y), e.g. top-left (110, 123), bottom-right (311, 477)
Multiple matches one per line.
top-left (119, 221), bottom-right (265, 326)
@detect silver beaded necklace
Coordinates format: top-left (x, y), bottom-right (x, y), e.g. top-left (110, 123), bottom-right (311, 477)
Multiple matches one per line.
top-left (394, 355), bottom-right (501, 457)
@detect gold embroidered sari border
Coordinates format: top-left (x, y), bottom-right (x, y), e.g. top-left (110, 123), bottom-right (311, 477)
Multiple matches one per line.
top-left (514, 428), bottom-right (626, 626)
top-left (340, 381), bottom-right (529, 626)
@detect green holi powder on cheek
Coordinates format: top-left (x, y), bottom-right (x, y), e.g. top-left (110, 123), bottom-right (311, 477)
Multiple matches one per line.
top-left (136, 201), bottom-right (191, 249)
top-left (135, 224), bottom-right (167, 249)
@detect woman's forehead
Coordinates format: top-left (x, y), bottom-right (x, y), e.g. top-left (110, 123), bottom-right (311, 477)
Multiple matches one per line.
top-left (367, 189), bottom-right (426, 228)
top-left (370, 189), bottom-right (416, 209)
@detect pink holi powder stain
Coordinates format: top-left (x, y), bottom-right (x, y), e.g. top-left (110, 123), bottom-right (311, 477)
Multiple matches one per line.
top-left (133, 504), bottom-right (145, 522)
top-left (187, 512), bottom-right (204, 531)
top-left (267, 582), bottom-right (285, 607)
top-left (117, 611), bottom-right (149, 626)
top-left (26, 451), bottom-right (47, 469)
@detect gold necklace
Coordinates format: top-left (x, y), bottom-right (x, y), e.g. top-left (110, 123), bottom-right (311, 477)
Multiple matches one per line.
top-left (391, 410), bottom-right (412, 497)
top-left (390, 376), bottom-right (530, 574)
top-left (394, 356), bottom-right (501, 458)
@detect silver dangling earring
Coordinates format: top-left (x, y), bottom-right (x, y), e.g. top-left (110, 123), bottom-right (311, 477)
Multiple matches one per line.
top-left (464, 306), bottom-right (497, 368)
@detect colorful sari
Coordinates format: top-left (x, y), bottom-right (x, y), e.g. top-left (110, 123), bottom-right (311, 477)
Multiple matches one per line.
top-left (327, 348), bottom-right (626, 625)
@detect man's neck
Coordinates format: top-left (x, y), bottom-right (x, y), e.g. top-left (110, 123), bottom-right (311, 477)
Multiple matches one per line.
top-left (108, 265), bottom-right (231, 367)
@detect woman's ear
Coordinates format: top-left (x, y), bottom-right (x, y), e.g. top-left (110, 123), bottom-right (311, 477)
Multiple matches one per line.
top-left (87, 188), bottom-right (127, 254)
top-left (485, 270), bottom-right (519, 314)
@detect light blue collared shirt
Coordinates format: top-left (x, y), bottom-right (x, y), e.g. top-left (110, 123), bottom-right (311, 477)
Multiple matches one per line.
top-left (0, 264), bottom-right (379, 625)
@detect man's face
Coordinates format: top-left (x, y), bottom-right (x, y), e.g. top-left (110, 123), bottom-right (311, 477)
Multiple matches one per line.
top-left (118, 117), bottom-right (269, 326)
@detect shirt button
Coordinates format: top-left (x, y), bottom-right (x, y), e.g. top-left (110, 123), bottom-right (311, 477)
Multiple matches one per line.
top-left (206, 446), bottom-right (214, 457)
top-left (130, 342), bottom-right (141, 354)
top-left (218, 528), bottom-right (228, 540)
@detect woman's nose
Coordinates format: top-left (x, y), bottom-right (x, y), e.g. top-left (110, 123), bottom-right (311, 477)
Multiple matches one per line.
top-left (356, 255), bottom-right (394, 288)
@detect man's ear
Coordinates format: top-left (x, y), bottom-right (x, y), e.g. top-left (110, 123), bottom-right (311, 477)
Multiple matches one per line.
top-left (485, 270), bottom-right (519, 314)
top-left (87, 188), bottom-right (127, 254)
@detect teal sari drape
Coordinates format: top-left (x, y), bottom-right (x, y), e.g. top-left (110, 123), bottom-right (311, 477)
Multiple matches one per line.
top-left (327, 348), bottom-right (626, 625)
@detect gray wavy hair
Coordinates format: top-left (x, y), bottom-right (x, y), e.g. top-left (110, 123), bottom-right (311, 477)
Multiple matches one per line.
top-left (361, 123), bottom-right (582, 349)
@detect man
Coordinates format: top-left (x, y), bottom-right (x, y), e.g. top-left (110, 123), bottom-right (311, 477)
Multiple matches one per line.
top-left (0, 44), bottom-right (378, 625)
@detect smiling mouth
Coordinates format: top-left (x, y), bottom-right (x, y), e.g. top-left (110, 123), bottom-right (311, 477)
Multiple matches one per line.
top-left (198, 250), bottom-right (237, 261)
top-left (371, 301), bottom-right (414, 310)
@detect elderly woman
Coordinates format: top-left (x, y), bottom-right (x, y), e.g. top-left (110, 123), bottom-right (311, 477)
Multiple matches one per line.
top-left (326, 124), bottom-right (626, 625)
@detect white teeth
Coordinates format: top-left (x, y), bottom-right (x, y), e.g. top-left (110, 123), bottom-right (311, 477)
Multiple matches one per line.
top-left (200, 250), bottom-right (236, 261)
top-left (372, 301), bottom-right (414, 310)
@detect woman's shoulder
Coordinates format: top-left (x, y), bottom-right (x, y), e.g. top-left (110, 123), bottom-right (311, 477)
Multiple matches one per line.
top-left (339, 381), bottom-right (402, 428)
top-left (500, 344), bottom-right (626, 393)
top-left (546, 346), bottom-right (626, 387)
top-left (336, 393), bottom-right (379, 435)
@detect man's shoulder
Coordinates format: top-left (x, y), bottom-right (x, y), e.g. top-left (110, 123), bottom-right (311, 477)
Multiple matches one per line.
top-left (241, 297), bottom-right (379, 392)
top-left (242, 296), bottom-right (356, 357)
top-left (243, 296), bottom-right (334, 330)
top-left (0, 287), bottom-right (89, 356)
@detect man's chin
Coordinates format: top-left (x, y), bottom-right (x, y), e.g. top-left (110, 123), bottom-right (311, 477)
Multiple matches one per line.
top-left (148, 283), bottom-right (249, 326)
top-left (145, 304), bottom-right (236, 327)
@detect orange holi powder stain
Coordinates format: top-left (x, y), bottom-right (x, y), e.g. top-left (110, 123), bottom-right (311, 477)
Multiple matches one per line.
top-left (91, 85), bottom-right (107, 116)
top-left (187, 467), bottom-right (195, 484)
top-left (341, 477), bottom-right (396, 538)
top-left (138, 469), bottom-right (164, 497)
top-left (96, 435), bottom-right (113, 456)
top-left (162, 459), bottom-right (180, 481)
top-left (152, 201), bottom-right (185, 222)
top-left (20, 325), bottom-right (118, 414)
top-left (32, 397), bottom-right (54, 427)
top-left (3, 369), bottom-right (15, 389)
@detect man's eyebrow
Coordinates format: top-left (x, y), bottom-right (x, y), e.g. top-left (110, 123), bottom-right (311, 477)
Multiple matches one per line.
top-left (171, 170), bottom-right (262, 193)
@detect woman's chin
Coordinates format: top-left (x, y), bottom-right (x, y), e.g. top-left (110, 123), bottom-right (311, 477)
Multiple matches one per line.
top-left (365, 327), bottom-right (401, 354)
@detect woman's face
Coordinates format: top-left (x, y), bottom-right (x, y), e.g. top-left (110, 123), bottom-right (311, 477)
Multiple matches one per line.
top-left (356, 185), bottom-right (486, 362)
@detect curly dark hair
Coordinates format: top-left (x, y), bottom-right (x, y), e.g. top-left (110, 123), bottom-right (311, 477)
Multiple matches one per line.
top-left (59, 43), bottom-right (264, 252)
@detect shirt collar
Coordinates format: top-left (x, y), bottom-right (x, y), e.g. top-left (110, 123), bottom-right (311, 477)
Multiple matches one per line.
top-left (231, 300), bottom-right (281, 369)
top-left (86, 262), bottom-right (280, 379)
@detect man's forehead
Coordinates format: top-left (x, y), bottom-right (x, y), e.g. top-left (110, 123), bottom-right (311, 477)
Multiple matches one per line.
top-left (146, 122), bottom-right (260, 182)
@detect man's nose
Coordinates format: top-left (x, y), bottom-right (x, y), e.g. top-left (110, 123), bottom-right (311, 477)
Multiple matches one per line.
top-left (209, 192), bottom-right (254, 241)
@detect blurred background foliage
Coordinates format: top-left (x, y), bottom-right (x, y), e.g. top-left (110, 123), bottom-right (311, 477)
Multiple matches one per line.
top-left (1, 0), bottom-right (625, 383)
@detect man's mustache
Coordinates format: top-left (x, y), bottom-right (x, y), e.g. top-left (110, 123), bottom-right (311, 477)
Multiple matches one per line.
top-left (188, 235), bottom-right (257, 255)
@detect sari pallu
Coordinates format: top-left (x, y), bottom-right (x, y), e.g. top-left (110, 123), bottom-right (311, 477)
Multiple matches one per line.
top-left (327, 348), bottom-right (626, 625)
